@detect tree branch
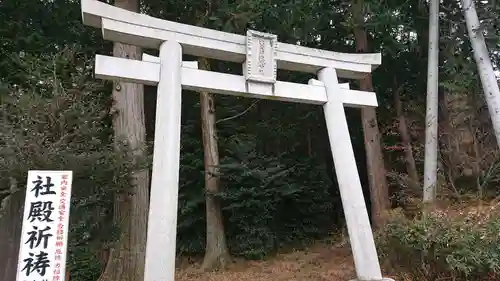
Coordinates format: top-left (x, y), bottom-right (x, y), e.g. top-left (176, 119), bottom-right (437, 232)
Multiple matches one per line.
top-left (216, 100), bottom-right (259, 124)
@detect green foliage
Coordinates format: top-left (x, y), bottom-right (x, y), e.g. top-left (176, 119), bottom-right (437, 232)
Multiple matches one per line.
top-left (0, 0), bottom-right (105, 88)
top-left (175, 132), bottom-right (341, 259)
top-left (377, 210), bottom-right (500, 280)
top-left (219, 137), bottom-right (338, 259)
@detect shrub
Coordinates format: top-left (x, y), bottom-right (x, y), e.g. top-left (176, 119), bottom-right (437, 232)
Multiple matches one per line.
top-left (376, 206), bottom-right (500, 281)
top-left (175, 134), bottom-right (342, 259)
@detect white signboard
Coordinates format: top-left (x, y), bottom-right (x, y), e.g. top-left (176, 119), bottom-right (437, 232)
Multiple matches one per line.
top-left (16, 170), bottom-right (73, 281)
top-left (245, 29), bottom-right (277, 84)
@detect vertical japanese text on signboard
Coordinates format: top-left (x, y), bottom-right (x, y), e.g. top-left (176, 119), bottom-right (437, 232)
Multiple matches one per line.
top-left (16, 171), bottom-right (73, 281)
top-left (21, 176), bottom-right (56, 279)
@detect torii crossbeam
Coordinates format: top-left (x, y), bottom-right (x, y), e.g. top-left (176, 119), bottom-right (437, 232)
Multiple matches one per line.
top-left (80, 1), bottom-right (394, 280)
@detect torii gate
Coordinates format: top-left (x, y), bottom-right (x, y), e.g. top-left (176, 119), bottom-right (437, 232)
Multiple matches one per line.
top-left (81, 1), bottom-right (393, 280)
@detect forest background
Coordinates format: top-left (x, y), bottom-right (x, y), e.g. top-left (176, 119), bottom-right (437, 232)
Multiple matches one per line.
top-left (1, 0), bottom-right (500, 280)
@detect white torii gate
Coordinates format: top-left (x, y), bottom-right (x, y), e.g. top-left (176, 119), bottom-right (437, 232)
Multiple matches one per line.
top-left (81, 1), bottom-right (393, 281)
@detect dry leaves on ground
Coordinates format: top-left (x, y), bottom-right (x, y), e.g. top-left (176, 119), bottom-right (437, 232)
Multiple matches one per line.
top-left (176, 244), bottom-right (357, 281)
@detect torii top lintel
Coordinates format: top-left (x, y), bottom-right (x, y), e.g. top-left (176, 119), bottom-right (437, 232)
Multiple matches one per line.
top-left (81, 0), bottom-right (381, 80)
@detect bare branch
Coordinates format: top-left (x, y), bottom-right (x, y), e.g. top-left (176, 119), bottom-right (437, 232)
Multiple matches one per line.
top-left (216, 100), bottom-right (259, 124)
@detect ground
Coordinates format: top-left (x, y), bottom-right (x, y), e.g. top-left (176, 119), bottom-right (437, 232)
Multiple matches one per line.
top-left (176, 242), bottom-right (397, 281)
top-left (175, 200), bottom-right (500, 281)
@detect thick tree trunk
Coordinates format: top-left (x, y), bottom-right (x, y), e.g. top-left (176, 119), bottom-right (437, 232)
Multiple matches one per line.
top-left (353, 0), bottom-right (390, 228)
top-left (198, 58), bottom-right (231, 271)
top-left (0, 178), bottom-right (23, 281)
top-left (394, 86), bottom-right (420, 190)
top-left (423, 0), bottom-right (439, 205)
top-left (97, 0), bottom-right (149, 281)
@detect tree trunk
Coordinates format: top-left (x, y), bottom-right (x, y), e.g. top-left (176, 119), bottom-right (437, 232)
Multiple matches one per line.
top-left (415, 0), bottom-right (429, 57)
top-left (97, 0), bottom-right (149, 281)
top-left (394, 85), bottom-right (420, 190)
top-left (352, 0), bottom-right (390, 228)
top-left (0, 178), bottom-right (23, 281)
top-left (423, 0), bottom-right (439, 205)
top-left (438, 89), bottom-right (459, 189)
top-left (307, 127), bottom-right (313, 157)
top-left (462, 0), bottom-right (500, 149)
top-left (198, 58), bottom-right (231, 271)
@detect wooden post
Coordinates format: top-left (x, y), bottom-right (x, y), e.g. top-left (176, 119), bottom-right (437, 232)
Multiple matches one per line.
top-left (316, 68), bottom-right (387, 281)
top-left (143, 40), bottom-right (183, 281)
